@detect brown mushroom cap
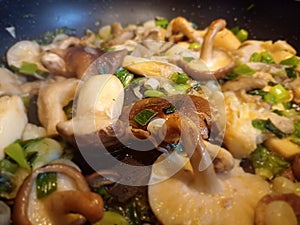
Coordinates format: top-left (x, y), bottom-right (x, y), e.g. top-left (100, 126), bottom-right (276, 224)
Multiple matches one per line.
top-left (123, 94), bottom-right (213, 143)
top-left (12, 164), bottom-right (104, 225)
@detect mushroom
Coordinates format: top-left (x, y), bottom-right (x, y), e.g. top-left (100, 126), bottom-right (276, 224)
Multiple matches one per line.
top-left (56, 74), bottom-right (125, 145)
top-left (12, 163), bottom-right (104, 225)
top-left (37, 78), bottom-right (79, 136)
top-left (122, 94), bottom-right (234, 173)
top-left (0, 95), bottom-right (28, 160)
top-left (41, 45), bottom-right (105, 79)
top-left (255, 193), bottom-right (300, 225)
top-left (221, 75), bottom-right (268, 92)
top-left (148, 116), bottom-right (270, 225)
top-left (176, 19), bottom-right (236, 80)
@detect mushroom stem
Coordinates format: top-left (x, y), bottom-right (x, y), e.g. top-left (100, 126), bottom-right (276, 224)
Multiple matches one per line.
top-left (200, 19), bottom-right (226, 65)
top-left (182, 117), bottom-right (223, 194)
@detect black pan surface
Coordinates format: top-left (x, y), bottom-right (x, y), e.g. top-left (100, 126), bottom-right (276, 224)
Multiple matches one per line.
top-left (0, 0), bottom-right (300, 58)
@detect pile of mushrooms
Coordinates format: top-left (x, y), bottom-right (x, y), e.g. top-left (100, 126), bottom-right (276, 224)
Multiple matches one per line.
top-left (148, 115), bottom-right (271, 225)
top-left (13, 163), bottom-right (103, 225)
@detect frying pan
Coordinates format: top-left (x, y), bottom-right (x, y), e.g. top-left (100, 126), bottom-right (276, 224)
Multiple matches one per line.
top-left (0, 0), bottom-right (300, 59)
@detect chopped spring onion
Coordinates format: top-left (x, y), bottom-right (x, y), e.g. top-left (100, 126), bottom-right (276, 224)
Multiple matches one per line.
top-left (231, 26), bottom-right (248, 42)
top-left (294, 120), bottom-right (300, 138)
top-left (134, 109), bottom-right (158, 126)
top-left (19, 61), bottom-right (38, 75)
top-left (264, 84), bottom-right (290, 104)
top-left (115, 67), bottom-right (134, 87)
top-left (144, 89), bottom-right (165, 97)
top-left (252, 119), bottom-right (286, 138)
top-left (4, 142), bottom-right (30, 169)
top-left (163, 104), bottom-right (176, 114)
top-left (231, 64), bottom-right (255, 76)
top-left (170, 72), bottom-right (189, 84)
top-left (0, 159), bottom-right (18, 174)
top-left (155, 17), bottom-right (168, 29)
top-left (280, 56), bottom-right (300, 67)
top-left (272, 109), bottom-right (298, 117)
top-left (285, 67), bottom-right (298, 78)
top-left (188, 42), bottom-right (201, 49)
top-left (183, 57), bottom-right (195, 62)
top-left (94, 211), bottom-right (130, 225)
top-left (36, 172), bottom-right (57, 199)
top-left (250, 51), bottom-right (275, 64)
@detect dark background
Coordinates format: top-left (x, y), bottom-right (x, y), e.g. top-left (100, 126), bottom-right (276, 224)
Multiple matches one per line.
top-left (0, 0), bottom-right (299, 57)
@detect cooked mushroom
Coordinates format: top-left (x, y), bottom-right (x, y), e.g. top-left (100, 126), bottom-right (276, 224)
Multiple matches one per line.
top-left (41, 46), bottom-right (104, 79)
top-left (57, 74), bottom-right (124, 144)
top-left (221, 75), bottom-right (268, 92)
top-left (12, 163), bottom-right (104, 225)
top-left (176, 19), bottom-right (236, 80)
top-left (255, 193), bottom-right (300, 225)
top-left (0, 95), bottom-right (28, 160)
top-left (148, 116), bottom-right (270, 225)
top-left (37, 78), bottom-right (79, 136)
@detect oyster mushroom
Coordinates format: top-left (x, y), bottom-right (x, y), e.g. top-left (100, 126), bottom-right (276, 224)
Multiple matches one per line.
top-left (148, 116), bottom-right (270, 225)
top-left (12, 163), bottom-right (104, 225)
top-left (176, 19), bottom-right (235, 80)
top-left (37, 78), bottom-right (79, 136)
top-left (255, 193), bottom-right (300, 225)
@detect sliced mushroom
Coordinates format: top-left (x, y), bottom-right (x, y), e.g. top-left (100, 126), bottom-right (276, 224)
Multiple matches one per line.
top-left (123, 55), bottom-right (184, 78)
top-left (12, 164), bottom-right (104, 225)
top-left (221, 75), bottom-right (268, 92)
top-left (37, 78), bottom-right (79, 136)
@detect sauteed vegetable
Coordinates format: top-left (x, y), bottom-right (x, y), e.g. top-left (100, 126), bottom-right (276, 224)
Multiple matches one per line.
top-left (0, 16), bottom-right (300, 225)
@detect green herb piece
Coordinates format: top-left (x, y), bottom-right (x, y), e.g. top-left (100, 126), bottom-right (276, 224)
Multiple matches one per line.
top-left (19, 61), bottom-right (38, 75)
top-left (155, 17), bottom-right (168, 29)
top-left (294, 120), bottom-right (300, 138)
top-left (265, 84), bottom-right (290, 104)
top-left (231, 26), bottom-right (248, 42)
top-left (94, 211), bottom-right (130, 225)
top-left (249, 145), bottom-right (290, 179)
top-left (173, 84), bottom-right (190, 93)
top-left (0, 159), bottom-right (18, 174)
top-left (4, 142), bottom-right (30, 169)
top-left (134, 109), bottom-right (158, 126)
top-left (280, 56), bottom-right (300, 67)
top-left (144, 89), bottom-right (165, 97)
top-left (188, 42), bottom-right (201, 49)
top-left (231, 64), bottom-right (255, 76)
top-left (170, 72), bottom-right (189, 84)
top-left (183, 57), bottom-right (195, 62)
top-left (115, 67), bottom-right (134, 87)
top-left (36, 172), bottom-right (57, 199)
top-left (252, 119), bottom-right (286, 138)
top-left (252, 119), bottom-right (267, 132)
top-left (272, 108), bottom-right (298, 117)
top-left (285, 67), bottom-right (298, 78)
top-left (163, 104), bottom-right (176, 114)
top-left (247, 89), bottom-right (268, 97)
top-left (250, 51), bottom-right (275, 64)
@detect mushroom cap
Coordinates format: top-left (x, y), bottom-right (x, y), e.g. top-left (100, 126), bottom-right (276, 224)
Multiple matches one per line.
top-left (148, 156), bottom-right (270, 225)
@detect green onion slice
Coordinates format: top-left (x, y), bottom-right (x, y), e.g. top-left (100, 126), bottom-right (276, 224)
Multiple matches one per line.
top-left (134, 109), bottom-right (158, 126)
top-left (36, 172), bottom-right (57, 199)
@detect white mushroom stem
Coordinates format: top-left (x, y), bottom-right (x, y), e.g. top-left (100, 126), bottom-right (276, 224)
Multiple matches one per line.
top-left (200, 19), bottom-right (226, 64)
top-left (181, 117), bottom-right (223, 194)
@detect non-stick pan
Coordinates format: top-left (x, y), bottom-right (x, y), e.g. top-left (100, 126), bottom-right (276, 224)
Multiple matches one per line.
top-left (0, 0), bottom-right (300, 58)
